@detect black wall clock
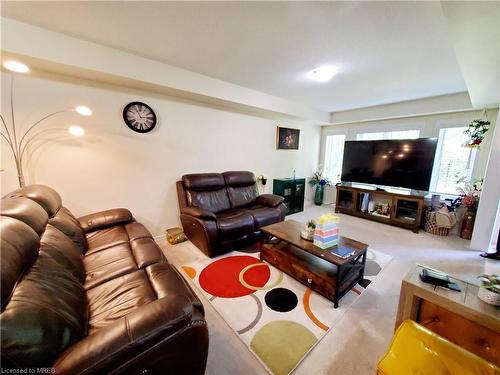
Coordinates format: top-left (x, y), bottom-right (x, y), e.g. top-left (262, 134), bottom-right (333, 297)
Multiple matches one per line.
top-left (123, 101), bottom-right (157, 133)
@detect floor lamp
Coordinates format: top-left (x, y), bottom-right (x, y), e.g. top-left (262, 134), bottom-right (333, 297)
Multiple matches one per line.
top-left (1, 60), bottom-right (92, 188)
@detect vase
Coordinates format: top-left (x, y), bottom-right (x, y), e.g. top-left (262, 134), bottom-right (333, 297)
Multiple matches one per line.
top-left (460, 209), bottom-right (476, 240)
top-left (314, 185), bottom-right (324, 206)
top-left (478, 287), bottom-right (500, 306)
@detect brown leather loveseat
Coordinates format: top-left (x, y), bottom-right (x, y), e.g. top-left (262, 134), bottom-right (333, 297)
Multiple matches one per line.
top-left (177, 171), bottom-right (286, 257)
top-left (0, 185), bottom-right (208, 374)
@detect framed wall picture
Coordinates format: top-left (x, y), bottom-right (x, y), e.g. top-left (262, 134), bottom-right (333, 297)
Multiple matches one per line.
top-left (276, 126), bottom-right (300, 150)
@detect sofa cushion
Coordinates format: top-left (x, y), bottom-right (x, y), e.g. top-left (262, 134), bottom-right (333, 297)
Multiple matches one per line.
top-left (146, 263), bottom-right (204, 314)
top-left (244, 205), bottom-right (283, 228)
top-left (83, 243), bottom-right (137, 290)
top-left (84, 223), bottom-right (165, 289)
top-left (49, 207), bottom-right (87, 253)
top-left (86, 270), bottom-right (157, 334)
top-left (41, 224), bottom-right (85, 283)
top-left (130, 237), bottom-right (166, 268)
top-left (1, 252), bottom-right (86, 368)
top-left (183, 173), bottom-right (231, 213)
top-left (1, 196), bottom-right (49, 235)
top-left (5, 184), bottom-right (62, 218)
top-left (215, 209), bottom-right (254, 240)
top-left (86, 225), bottom-right (129, 254)
top-left (125, 221), bottom-right (154, 240)
top-left (0, 216), bottom-right (40, 308)
top-left (223, 171), bottom-right (259, 208)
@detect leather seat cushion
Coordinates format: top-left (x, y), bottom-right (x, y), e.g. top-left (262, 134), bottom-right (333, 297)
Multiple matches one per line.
top-left (1, 252), bottom-right (86, 367)
top-left (0, 217), bottom-right (40, 307)
top-left (5, 184), bottom-right (62, 218)
top-left (84, 224), bottom-right (165, 289)
top-left (86, 270), bottom-right (156, 334)
top-left (244, 205), bottom-right (283, 228)
top-left (86, 226), bottom-right (129, 254)
top-left (0, 196), bottom-right (49, 235)
top-left (146, 263), bottom-right (204, 314)
top-left (124, 222), bottom-right (154, 241)
top-left (131, 238), bottom-right (165, 268)
top-left (49, 207), bottom-right (87, 253)
top-left (83, 243), bottom-right (137, 290)
top-left (41, 224), bottom-right (85, 283)
top-left (223, 171), bottom-right (259, 208)
top-left (215, 209), bottom-right (254, 240)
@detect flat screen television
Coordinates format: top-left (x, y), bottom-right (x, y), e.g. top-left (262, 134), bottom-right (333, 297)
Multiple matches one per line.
top-left (341, 138), bottom-right (438, 191)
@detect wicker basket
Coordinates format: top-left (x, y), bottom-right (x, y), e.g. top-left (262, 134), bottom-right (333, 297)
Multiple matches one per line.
top-left (424, 211), bottom-right (450, 236)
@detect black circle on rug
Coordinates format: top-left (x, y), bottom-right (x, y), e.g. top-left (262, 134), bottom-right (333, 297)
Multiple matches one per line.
top-left (264, 288), bottom-right (298, 312)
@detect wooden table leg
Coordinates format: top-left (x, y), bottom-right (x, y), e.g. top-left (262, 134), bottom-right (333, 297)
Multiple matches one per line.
top-left (333, 267), bottom-right (341, 308)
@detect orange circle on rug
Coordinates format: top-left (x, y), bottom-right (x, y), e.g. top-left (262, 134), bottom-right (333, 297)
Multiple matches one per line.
top-left (199, 255), bottom-right (270, 298)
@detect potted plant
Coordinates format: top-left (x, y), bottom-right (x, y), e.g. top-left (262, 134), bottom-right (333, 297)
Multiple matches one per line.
top-left (477, 275), bottom-right (500, 306)
top-left (455, 177), bottom-right (482, 239)
top-left (301, 220), bottom-right (316, 241)
top-left (309, 167), bottom-right (332, 205)
top-left (463, 119), bottom-right (490, 148)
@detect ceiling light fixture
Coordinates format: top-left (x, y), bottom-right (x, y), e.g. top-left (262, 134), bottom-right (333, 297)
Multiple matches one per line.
top-left (75, 106), bottom-right (92, 116)
top-left (307, 66), bottom-right (339, 83)
top-left (68, 125), bottom-right (85, 137)
top-left (3, 60), bottom-right (30, 73)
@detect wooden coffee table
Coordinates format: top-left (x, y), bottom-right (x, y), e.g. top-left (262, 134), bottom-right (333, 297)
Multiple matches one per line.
top-left (260, 220), bottom-right (368, 308)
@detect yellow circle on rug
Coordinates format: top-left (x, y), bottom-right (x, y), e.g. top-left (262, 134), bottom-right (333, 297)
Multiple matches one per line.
top-left (239, 263), bottom-right (283, 291)
top-left (250, 320), bottom-right (317, 375)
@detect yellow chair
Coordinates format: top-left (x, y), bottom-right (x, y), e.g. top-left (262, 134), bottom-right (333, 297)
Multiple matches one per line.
top-left (377, 320), bottom-right (500, 375)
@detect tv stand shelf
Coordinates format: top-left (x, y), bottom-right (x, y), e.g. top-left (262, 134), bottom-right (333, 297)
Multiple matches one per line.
top-left (335, 184), bottom-right (424, 233)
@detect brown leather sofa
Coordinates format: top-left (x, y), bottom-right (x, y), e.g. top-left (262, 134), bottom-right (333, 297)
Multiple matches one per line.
top-left (0, 185), bottom-right (208, 374)
top-left (177, 171), bottom-right (286, 257)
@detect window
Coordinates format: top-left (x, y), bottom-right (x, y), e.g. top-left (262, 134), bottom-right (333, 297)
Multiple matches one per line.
top-left (432, 127), bottom-right (475, 194)
top-left (323, 134), bottom-right (346, 183)
top-left (356, 129), bottom-right (420, 140)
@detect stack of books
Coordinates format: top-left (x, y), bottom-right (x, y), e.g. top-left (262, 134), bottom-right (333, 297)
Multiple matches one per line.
top-left (313, 213), bottom-right (340, 249)
top-left (330, 246), bottom-right (355, 259)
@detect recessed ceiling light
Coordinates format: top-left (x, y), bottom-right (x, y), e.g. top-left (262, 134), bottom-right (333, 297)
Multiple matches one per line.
top-left (3, 60), bottom-right (30, 73)
top-left (307, 66), bottom-right (339, 83)
top-left (75, 106), bottom-right (92, 116)
top-left (68, 125), bottom-right (85, 137)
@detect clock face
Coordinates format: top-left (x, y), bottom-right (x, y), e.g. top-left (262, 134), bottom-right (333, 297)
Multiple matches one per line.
top-left (123, 102), bottom-right (157, 133)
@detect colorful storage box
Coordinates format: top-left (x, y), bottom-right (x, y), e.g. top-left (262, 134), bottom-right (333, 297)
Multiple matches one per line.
top-left (313, 213), bottom-right (340, 249)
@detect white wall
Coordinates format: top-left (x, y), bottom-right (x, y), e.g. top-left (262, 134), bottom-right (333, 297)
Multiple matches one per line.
top-left (0, 73), bottom-right (321, 235)
top-left (471, 109), bottom-right (500, 250)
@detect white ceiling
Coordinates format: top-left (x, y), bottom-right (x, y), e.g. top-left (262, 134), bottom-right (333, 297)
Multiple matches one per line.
top-left (1, 1), bottom-right (468, 112)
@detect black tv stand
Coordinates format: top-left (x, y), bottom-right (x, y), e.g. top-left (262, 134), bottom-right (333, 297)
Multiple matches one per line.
top-left (335, 184), bottom-right (425, 233)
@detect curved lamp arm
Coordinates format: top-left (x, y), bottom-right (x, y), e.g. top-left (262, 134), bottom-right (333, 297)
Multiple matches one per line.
top-left (19, 127), bottom-right (67, 163)
top-left (17, 109), bottom-right (73, 154)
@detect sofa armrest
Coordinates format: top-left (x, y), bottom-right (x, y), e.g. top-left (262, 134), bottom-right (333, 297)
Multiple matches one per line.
top-left (78, 208), bottom-right (134, 233)
top-left (53, 295), bottom-right (206, 375)
top-left (181, 207), bottom-right (216, 221)
top-left (256, 194), bottom-right (285, 207)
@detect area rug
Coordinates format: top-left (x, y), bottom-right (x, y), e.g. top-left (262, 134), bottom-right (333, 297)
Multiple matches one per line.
top-left (180, 248), bottom-right (392, 375)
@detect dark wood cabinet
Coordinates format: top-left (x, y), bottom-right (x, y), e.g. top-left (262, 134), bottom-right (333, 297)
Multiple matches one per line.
top-left (335, 184), bottom-right (425, 233)
top-left (273, 178), bottom-right (305, 215)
